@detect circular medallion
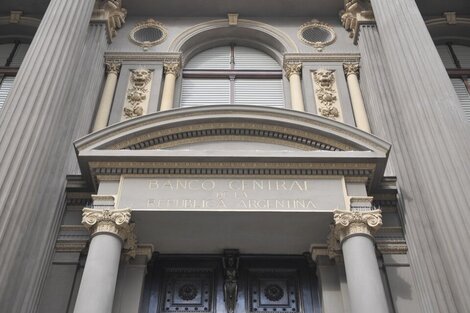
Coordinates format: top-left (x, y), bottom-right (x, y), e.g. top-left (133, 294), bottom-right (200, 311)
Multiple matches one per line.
top-left (298, 20), bottom-right (336, 51)
top-left (264, 284), bottom-right (284, 301)
top-left (129, 19), bottom-right (167, 49)
top-left (178, 284), bottom-right (199, 301)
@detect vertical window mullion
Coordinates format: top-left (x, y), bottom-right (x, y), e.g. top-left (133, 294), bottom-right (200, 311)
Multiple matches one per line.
top-left (447, 43), bottom-right (461, 69)
top-left (5, 41), bottom-right (20, 67)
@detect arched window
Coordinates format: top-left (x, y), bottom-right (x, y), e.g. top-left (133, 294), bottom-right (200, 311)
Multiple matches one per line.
top-left (0, 41), bottom-right (30, 110)
top-left (180, 45), bottom-right (285, 108)
top-left (436, 43), bottom-right (470, 121)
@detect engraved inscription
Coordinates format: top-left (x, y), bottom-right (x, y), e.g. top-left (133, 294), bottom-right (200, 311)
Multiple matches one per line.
top-left (118, 178), bottom-right (346, 212)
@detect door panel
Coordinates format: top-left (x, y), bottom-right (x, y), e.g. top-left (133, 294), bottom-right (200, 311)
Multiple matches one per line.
top-left (141, 256), bottom-right (320, 313)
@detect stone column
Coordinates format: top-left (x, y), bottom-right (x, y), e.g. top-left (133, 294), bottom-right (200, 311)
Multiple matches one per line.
top-left (333, 208), bottom-right (389, 313)
top-left (283, 62), bottom-right (305, 111)
top-left (93, 62), bottom-right (121, 131)
top-left (0, 0), bottom-right (98, 312)
top-left (159, 61), bottom-right (181, 111)
top-left (73, 196), bottom-right (135, 313)
top-left (351, 0), bottom-right (470, 312)
top-left (343, 63), bottom-right (370, 132)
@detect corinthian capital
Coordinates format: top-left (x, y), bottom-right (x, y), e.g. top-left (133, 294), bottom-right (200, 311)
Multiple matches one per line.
top-left (82, 195), bottom-right (132, 241)
top-left (333, 209), bottom-right (382, 242)
top-left (163, 61), bottom-right (181, 77)
top-left (339, 0), bottom-right (375, 44)
top-left (105, 61), bottom-right (122, 74)
top-left (343, 62), bottom-right (360, 77)
top-left (283, 62), bottom-right (302, 79)
top-left (92, 0), bottom-right (127, 43)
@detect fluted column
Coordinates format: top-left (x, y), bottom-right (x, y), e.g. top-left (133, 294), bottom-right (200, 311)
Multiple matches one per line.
top-left (0, 0), bottom-right (96, 312)
top-left (73, 196), bottom-right (135, 313)
top-left (357, 0), bottom-right (470, 312)
top-left (159, 61), bottom-right (180, 111)
top-left (93, 62), bottom-right (121, 131)
top-left (332, 206), bottom-right (389, 313)
top-left (284, 62), bottom-right (305, 111)
top-left (343, 63), bottom-right (370, 132)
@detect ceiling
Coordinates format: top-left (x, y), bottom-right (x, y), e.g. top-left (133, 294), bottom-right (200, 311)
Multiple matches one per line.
top-left (0, 0), bottom-right (469, 19)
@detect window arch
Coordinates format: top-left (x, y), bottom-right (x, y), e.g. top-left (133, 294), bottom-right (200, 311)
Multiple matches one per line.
top-left (180, 45), bottom-right (285, 108)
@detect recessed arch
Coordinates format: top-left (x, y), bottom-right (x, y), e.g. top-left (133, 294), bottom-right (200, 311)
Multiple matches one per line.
top-left (169, 19), bottom-right (299, 65)
top-left (426, 17), bottom-right (470, 46)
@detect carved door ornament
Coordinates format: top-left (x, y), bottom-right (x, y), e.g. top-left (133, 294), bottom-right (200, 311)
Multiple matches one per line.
top-left (222, 249), bottom-right (240, 313)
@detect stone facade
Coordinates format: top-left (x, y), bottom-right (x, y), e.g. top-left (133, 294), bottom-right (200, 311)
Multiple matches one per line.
top-left (0, 1), bottom-right (468, 313)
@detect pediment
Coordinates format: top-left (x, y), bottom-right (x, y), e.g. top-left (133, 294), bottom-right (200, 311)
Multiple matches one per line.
top-left (75, 106), bottom-right (390, 190)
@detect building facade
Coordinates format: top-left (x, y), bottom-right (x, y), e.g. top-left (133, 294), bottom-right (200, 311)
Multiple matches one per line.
top-left (0, 1), bottom-right (469, 313)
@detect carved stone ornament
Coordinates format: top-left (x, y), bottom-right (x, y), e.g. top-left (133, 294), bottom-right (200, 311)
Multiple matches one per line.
top-left (298, 20), bottom-right (336, 52)
top-left (223, 250), bottom-right (240, 313)
top-left (283, 62), bottom-right (302, 80)
top-left (313, 69), bottom-right (341, 120)
top-left (129, 19), bottom-right (168, 50)
top-left (82, 206), bottom-right (131, 238)
top-left (333, 209), bottom-right (383, 242)
top-left (92, 0), bottom-right (127, 43)
top-left (164, 61), bottom-right (181, 77)
top-left (105, 61), bottom-right (122, 75)
top-left (339, 0), bottom-right (375, 44)
top-left (343, 62), bottom-right (360, 78)
top-left (123, 68), bottom-right (152, 119)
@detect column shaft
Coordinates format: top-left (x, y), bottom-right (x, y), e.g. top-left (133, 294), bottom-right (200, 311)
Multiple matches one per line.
top-left (346, 71), bottom-right (370, 132)
top-left (0, 0), bottom-right (95, 312)
top-left (364, 0), bottom-right (470, 311)
top-left (160, 73), bottom-right (177, 111)
top-left (289, 73), bottom-right (305, 111)
top-left (73, 234), bottom-right (123, 313)
top-left (342, 236), bottom-right (389, 313)
top-left (93, 64), bottom-right (120, 131)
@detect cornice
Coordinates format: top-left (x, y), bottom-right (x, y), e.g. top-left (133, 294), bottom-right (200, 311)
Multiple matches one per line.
top-left (105, 52), bottom-right (182, 63)
top-left (284, 53), bottom-right (360, 63)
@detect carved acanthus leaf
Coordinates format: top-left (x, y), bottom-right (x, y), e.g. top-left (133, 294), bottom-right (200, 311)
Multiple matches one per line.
top-left (105, 61), bottom-right (122, 74)
top-left (163, 61), bottom-right (181, 77)
top-left (343, 62), bottom-right (360, 77)
top-left (283, 62), bottom-right (302, 79)
top-left (333, 209), bottom-right (382, 242)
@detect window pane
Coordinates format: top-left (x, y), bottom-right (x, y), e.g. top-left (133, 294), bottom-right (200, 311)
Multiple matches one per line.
top-left (180, 79), bottom-right (230, 107)
top-left (185, 46), bottom-right (231, 70)
top-left (451, 78), bottom-right (470, 121)
top-left (452, 45), bottom-right (470, 68)
top-left (0, 43), bottom-right (15, 67)
top-left (0, 76), bottom-right (15, 111)
top-left (234, 46), bottom-right (280, 70)
top-left (10, 43), bottom-right (30, 67)
top-left (234, 79), bottom-right (284, 107)
top-left (436, 45), bottom-right (456, 69)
